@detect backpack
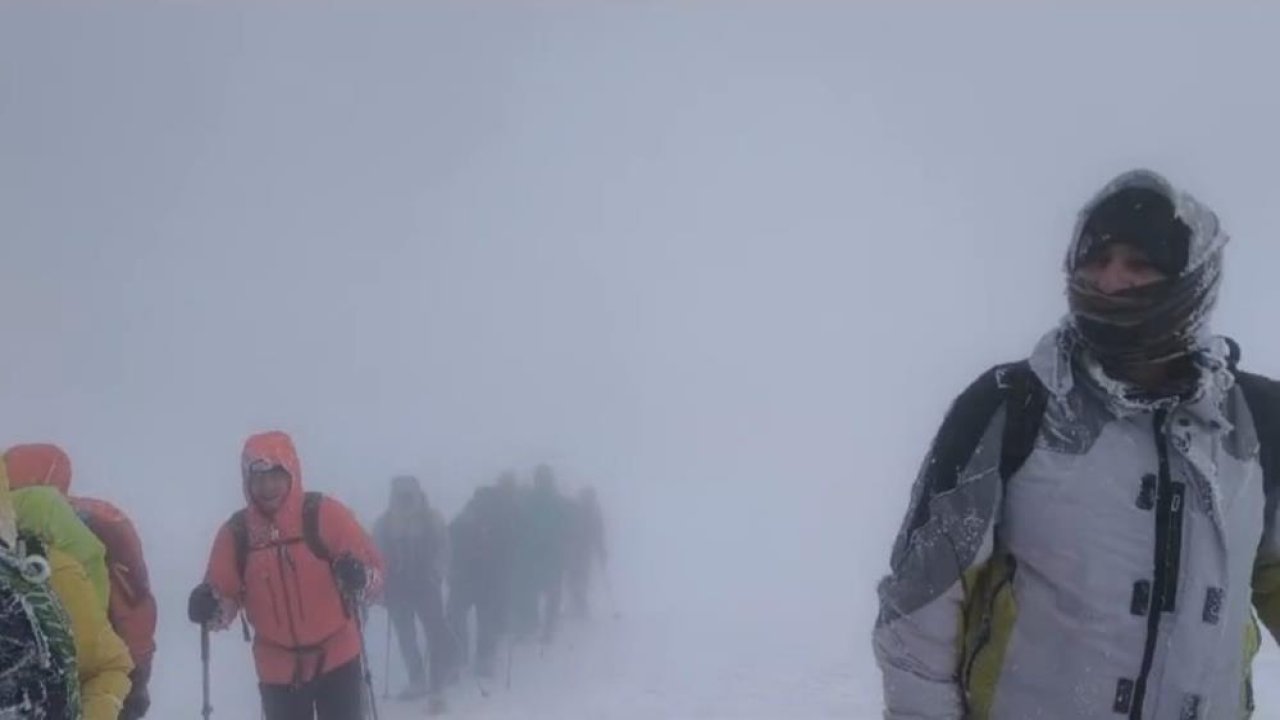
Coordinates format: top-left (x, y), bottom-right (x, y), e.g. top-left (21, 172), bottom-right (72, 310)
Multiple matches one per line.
top-left (72, 497), bottom-right (150, 607)
top-left (0, 536), bottom-right (80, 719)
top-left (1233, 371), bottom-right (1280, 523)
top-left (228, 491), bottom-right (332, 582)
top-left (71, 497), bottom-right (158, 672)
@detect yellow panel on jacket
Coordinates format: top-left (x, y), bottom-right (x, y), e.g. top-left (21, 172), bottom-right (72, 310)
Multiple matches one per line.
top-left (48, 547), bottom-right (133, 720)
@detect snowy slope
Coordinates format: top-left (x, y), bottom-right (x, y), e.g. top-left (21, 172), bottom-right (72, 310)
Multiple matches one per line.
top-left (159, 599), bottom-right (1280, 718)
top-left (180, 606), bottom-right (866, 719)
top-left (384, 613), bottom-right (858, 720)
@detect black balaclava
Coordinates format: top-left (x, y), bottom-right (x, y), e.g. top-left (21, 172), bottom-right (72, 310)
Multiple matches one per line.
top-left (1066, 183), bottom-right (1221, 387)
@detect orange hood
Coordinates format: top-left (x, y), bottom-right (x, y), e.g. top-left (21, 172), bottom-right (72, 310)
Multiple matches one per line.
top-left (4, 443), bottom-right (73, 494)
top-left (241, 431), bottom-right (305, 522)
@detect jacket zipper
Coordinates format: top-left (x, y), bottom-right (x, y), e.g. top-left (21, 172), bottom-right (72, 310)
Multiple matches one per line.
top-left (284, 543), bottom-right (308, 622)
top-left (1130, 409), bottom-right (1185, 719)
top-left (263, 572), bottom-right (283, 626)
top-left (275, 545), bottom-right (303, 648)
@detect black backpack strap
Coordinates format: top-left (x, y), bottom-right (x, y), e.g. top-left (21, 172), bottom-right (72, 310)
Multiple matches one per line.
top-left (1235, 370), bottom-right (1280, 520)
top-left (900, 361), bottom-right (1045, 546)
top-left (226, 495), bottom-right (339, 629)
top-left (301, 492), bottom-right (332, 564)
top-left (999, 360), bottom-right (1048, 483)
top-left (1225, 337), bottom-right (1279, 514)
top-left (230, 494), bottom-right (332, 584)
top-left (229, 510), bottom-right (249, 583)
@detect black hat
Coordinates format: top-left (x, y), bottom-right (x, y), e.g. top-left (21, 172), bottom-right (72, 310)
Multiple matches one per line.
top-left (1077, 187), bottom-right (1191, 277)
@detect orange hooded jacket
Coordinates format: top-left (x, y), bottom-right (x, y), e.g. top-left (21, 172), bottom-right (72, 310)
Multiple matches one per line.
top-left (204, 431), bottom-right (383, 686)
top-left (3, 444), bottom-right (158, 671)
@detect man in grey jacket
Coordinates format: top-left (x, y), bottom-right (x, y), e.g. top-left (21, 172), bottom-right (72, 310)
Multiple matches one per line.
top-left (875, 169), bottom-right (1280, 719)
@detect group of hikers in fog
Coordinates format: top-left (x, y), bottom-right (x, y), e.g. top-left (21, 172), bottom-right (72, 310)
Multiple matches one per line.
top-left (186, 431), bottom-right (608, 718)
top-left (368, 462), bottom-right (608, 715)
top-left (0, 430), bottom-right (606, 719)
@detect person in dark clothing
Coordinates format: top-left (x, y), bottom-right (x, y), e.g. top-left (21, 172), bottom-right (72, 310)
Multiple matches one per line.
top-left (564, 486), bottom-right (607, 620)
top-left (487, 472), bottom-right (526, 643)
top-left (518, 465), bottom-right (572, 644)
top-left (445, 485), bottom-right (511, 678)
top-left (509, 481), bottom-right (540, 641)
top-left (373, 476), bottom-right (451, 710)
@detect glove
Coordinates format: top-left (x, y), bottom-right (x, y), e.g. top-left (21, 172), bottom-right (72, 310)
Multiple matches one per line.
top-left (121, 662), bottom-right (152, 719)
top-left (121, 686), bottom-right (150, 720)
top-left (334, 555), bottom-right (367, 596)
top-left (188, 583), bottom-right (220, 624)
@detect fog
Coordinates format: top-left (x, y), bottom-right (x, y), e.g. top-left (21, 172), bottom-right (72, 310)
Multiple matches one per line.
top-left (4, 3), bottom-right (1280, 718)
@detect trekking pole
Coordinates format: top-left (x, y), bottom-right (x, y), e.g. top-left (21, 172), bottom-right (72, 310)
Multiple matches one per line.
top-left (201, 624), bottom-right (213, 719)
top-left (347, 596), bottom-right (380, 720)
top-left (382, 608), bottom-right (391, 700)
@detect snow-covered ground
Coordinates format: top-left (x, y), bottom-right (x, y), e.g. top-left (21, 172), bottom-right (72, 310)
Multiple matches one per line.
top-left (378, 607), bottom-right (863, 720)
top-left (153, 595), bottom-right (1280, 719)
top-left (161, 598), bottom-right (869, 719)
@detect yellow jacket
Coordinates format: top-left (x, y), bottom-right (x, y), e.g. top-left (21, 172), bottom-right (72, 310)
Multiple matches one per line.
top-left (49, 547), bottom-right (133, 720)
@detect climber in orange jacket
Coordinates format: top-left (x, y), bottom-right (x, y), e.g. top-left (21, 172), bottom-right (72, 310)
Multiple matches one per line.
top-left (188, 431), bottom-right (384, 719)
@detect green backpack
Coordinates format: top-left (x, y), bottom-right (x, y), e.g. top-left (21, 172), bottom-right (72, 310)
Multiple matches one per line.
top-left (0, 535), bottom-right (81, 719)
